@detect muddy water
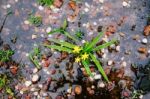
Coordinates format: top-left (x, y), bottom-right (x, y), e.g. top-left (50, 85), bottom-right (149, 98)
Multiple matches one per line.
top-left (0, 0), bottom-right (150, 98)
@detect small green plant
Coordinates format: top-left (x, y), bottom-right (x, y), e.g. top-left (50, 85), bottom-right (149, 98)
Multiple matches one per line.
top-left (0, 74), bottom-right (14, 97)
top-left (48, 19), bottom-right (78, 42)
top-left (0, 50), bottom-right (14, 62)
top-left (44, 32), bottom-right (117, 82)
top-left (29, 47), bottom-right (41, 69)
top-left (28, 15), bottom-right (42, 27)
top-left (37, 0), bottom-right (54, 7)
top-left (132, 90), bottom-right (143, 99)
top-left (75, 30), bottom-right (84, 39)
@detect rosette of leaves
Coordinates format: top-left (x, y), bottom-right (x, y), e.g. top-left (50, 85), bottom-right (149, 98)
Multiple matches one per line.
top-left (28, 15), bottom-right (42, 27)
top-left (0, 50), bottom-right (14, 62)
top-left (43, 32), bottom-right (117, 82)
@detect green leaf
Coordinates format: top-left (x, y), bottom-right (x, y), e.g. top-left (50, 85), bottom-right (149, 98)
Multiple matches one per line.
top-left (84, 32), bottom-right (104, 52)
top-left (48, 28), bottom-right (63, 34)
top-left (93, 39), bottom-right (117, 51)
top-left (63, 31), bottom-right (78, 42)
top-left (89, 53), bottom-right (109, 82)
top-left (44, 44), bottom-right (72, 53)
top-left (81, 60), bottom-right (93, 77)
top-left (29, 53), bottom-right (41, 69)
top-left (49, 39), bottom-right (76, 49)
top-left (62, 19), bottom-right (68, 30)
top-left (6, 87), bottom-right (14, 96)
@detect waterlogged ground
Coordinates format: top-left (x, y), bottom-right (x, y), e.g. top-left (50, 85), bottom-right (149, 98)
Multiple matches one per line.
top-left (0, 0), bottom-right (150, 99)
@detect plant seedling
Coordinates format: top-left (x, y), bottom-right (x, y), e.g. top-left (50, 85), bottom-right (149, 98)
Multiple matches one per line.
top-left (37, 0), bottom-right (54, 7)
top-left (28, 15), bottom-right (42, 27)
top-left (29, 47), bottom-right (41, 69)
top-left (0, 50), bottom-right (14, 62)
top-left (44, 32), bottom-right (117, 82)
top-left (48, 19), bottom-right (78, 42)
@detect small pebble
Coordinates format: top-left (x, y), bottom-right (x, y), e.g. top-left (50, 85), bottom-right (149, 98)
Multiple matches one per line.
top-left (116, 46), bottom-right (120, 52)
top-left (32, 34), bottom-right (37, 39)
top-left (98, 82), bottom-right (105, 88)
top-left (32, 74), bottom-right (40, 83)
top-left (81, 40), bottom-right (86, 44)
top-left (33, 68), bottom-right (38, 73)
top-left (25, 81), bottom-right (32, 87)
top-left (94, 74), bottom-right (101, 80)
top-left (46, 27), bottom-right (52, 33)
top-left (122, 1), bottom-right (128, 7)
top-left (122, 61), bottom-right (127, 67)
top-left (67, 87), bottom-right (72, 94)
top-left (142, 38), bottom-right (148, 44)
top-left (24, 20), bottom-right (30, 25)
top-left (107, 60), bottom-right (113, 66)
top-left (84, 8), bottom-right (89, 12)
top-left (34, 92), bottom-right (38, 96)
top-left (38, 6), bottom-right (44, 11)
top-left (74, 85), bottom-right (82, 95)
top-left (99, 0), bottom-right (104, 3)
top-left (6, 4), bottom-right (11, 8)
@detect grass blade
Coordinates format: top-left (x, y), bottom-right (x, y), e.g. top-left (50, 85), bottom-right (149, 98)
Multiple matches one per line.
top-left (62, 19), bottom-right (68, 30)
top-left (49, 39), bottom-right (76, 49)
top-left (81, 60), bottom-right (93, 77)
top-left (84, 32), bottom-right (104, 52)
top-left (63, 31), bottom-right (78, 42)
top-left (93, 39), bottom-right (116, 51)
top-left (29, 53), bottom-right (41, 69)
top-left (48, 28), bottom-right (63, 34)
top-left (44, 44), bottom-right (72, 53)
top-left (89, 53), bottom-right (109, 82)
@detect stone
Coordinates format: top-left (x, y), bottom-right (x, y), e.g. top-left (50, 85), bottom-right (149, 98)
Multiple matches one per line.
top-left (142, 38), bottom-right (148, 44)
top-left (25, 81), bottom-right (32, 87)
top-left (32, 74), bottom-right (40, 83)
top-left (74, 85), bottom-right (82, 95)
top-left (94, 74), bottom-right (101, 80)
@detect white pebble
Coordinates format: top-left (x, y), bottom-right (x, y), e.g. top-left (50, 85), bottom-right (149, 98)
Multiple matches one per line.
top-left (6, 4), bottom-right (11, 8)
top-left (81, 40), bottom-right (86, 44)
top-left (25, 81), bottom-right (32, 87)
top-left (25, 53), bottom-right (29, 57)
top-left (98, 82), bottom-right (105, 88)
top-left (32, 74), bottom-right (40, 82)
top-left (46, 27), bottom-right (52, 33)
top-left (142, 38), bottom-right (148, 44)
top-left (67, 88), bottom-right (72, 94)
top-left (116, 46), bottom-right (120, 52)
top-left (107, 60), bottom-right (113, 66)
top-left (24, 20), bottom-right (30, 25)
top-left (42, 93), bottom-right (48, 97)
top-left (33, 68), bottom-right (38, 73)
top-left (38, 6), bottom-right (44, 11)
top-left (48, 34), bottom-right (52, 38)
top-left (99, 0), bottom-right (104, 3)
top-left (38, 84), bottom-right (43, 88)
top-left (34, 92), bottom-right (38, 96)
top-left (94, 74), bottom-right (101, 80)
top-left (122, 1), bottom-right (128, 7)
top-left (32, 34), bottom-right (37, 39)
top-left (93, 22), bottom-right (97, 26)
top-left (84, 8), bottom-right (89, 12)
top-left (139, 95), bottom-right (143, 99)
top-left (15, 0), bottom-right (18, 2)
top-left (40, 34), bottom-right (44, 37)
top-left (122, 61), bottom-right (127, 67)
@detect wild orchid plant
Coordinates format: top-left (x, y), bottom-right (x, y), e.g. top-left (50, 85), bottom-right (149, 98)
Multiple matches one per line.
top-left (44, 31), bottom-right (116, 82)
